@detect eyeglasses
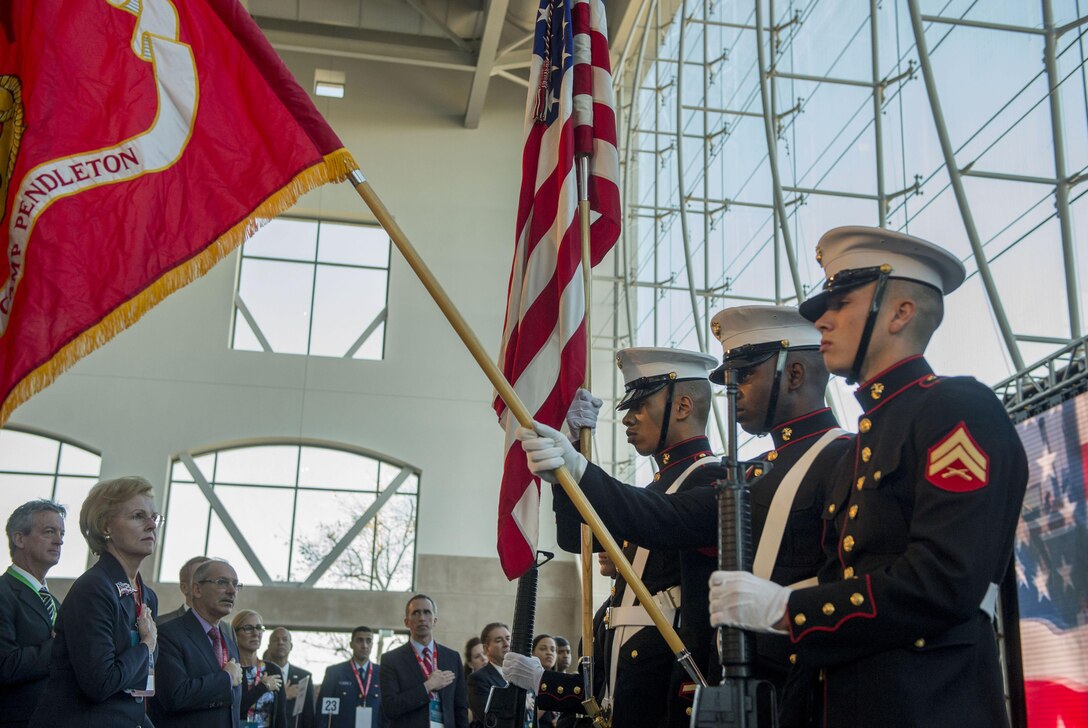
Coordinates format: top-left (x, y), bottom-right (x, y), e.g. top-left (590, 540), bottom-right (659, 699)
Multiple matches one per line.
top-left (128, 511), bottom-right (165, 528)
top-left (198, 578), bottom-right (244, 591)
top-left (237, 624), bottom-right (266, 634)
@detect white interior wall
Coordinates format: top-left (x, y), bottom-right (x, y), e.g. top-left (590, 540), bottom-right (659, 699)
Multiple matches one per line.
top-left (8, 52), bottom-right (570, 577)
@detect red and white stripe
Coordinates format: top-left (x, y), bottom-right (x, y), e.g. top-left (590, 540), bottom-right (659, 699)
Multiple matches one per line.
top-left (494, 0), bottom-right (621, 580)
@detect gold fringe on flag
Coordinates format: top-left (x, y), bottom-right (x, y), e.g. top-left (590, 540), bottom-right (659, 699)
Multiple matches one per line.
top-left (0, 148), bottom-right (359, 426)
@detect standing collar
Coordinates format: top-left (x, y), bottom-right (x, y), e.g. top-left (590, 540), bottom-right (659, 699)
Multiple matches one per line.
top-left (653, 436), bottom-right (714, 473)
top-left (854, 355), bottom-right (934, 412)
top-left (767, 408), bottom-right (840, 451)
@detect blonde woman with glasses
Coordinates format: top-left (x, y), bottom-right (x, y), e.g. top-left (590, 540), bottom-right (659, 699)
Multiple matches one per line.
top-left (30, 476), bottom-right (162, 727)
top-left (232, 608), bottom-right (287, 727)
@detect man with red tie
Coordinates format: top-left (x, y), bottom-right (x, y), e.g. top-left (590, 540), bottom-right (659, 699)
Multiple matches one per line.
top-left (151, 558), bottom-right (243, 727)
top-left (380, 594), bottom-right (467, 728)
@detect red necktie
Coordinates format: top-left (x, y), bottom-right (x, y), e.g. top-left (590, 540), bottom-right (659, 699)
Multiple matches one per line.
top-left (422, 646), bottom-right (434, 674)
top-left (209, 626), bottom-right (227, 668)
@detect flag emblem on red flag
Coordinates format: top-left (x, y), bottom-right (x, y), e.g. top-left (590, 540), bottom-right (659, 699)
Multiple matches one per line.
top-left (494, 0), bottom-right (621, 580)
top-left (0, 0), bottom-right (357, 424)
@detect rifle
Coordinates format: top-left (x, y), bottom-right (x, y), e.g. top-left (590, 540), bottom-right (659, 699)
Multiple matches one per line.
top-left (691, 365), bottom-right (777, 727)
top-left (485, 551), bottom-right (553, 728)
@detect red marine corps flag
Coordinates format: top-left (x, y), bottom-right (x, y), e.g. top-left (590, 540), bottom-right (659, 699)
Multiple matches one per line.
top-left (493, 0), bottom-right (621, 579)
top-left (0, 0), bottom-right (356, 423)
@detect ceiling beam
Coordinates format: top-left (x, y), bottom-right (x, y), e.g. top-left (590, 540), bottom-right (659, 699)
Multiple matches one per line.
top-left (463, 0), bottom-right (510, 129)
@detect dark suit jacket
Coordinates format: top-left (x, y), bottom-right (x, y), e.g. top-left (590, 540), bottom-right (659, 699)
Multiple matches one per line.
top-left (281, 662), bottom-right (316, 728)
top-left (318, 660), bottom-right (382, 728)
top-left (157, 604), bottom-right (187, 625)
top-left (149, 609), bottom-right (242, 727)
top-left (28, 551), bottom-right (158, 728)
top-left (380, 642), bottom-right (467, 728)
top-left (465, 662), bottom-right (504, 721)
top-left (0, 570), bottom-right (57, 724)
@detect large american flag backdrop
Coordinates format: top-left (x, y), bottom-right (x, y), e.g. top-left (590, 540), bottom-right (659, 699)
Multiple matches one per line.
top-left (1014, 389), bottom-right (1088, 726)
top-left (493, 0), bottom-right (621, 580)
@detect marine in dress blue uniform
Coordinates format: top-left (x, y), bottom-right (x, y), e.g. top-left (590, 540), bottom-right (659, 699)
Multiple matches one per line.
top-left (708, 227), bottom-right (1029, 727)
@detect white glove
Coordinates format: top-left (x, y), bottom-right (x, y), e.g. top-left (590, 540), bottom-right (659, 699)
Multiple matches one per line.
top-left (566, 388), bottom-right (603, 437)
top-left (515, 421), bottom-right (588, 484)
top-left (708, 571), bottom-right (791, 634)
top-left (502, 652), bottom-right (544, 693)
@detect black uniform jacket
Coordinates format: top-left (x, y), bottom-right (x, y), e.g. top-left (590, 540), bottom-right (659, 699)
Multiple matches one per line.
top-left (0, 570), bottom-right (57, 724)
top-left (550, 436), bottom-right (720, 728)
top-left (380, 641), bottom-right (468, 728)
top-left (29, 551), bottom-right (157, 727)
top-left (319, 660), bottom-right (380, 728)
top-left (785, 356), bottom-right (1028, 727)
top-left (150, 609), bottom-right (242, 728)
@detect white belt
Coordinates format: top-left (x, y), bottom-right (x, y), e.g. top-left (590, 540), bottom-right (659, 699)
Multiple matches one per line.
top-left (605, 586), bottom-right (681, 628)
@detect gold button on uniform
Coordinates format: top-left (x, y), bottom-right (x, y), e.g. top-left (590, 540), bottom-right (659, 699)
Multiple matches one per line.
top-left (873, 470), bottom-right (882, 482)
top-left (630, 650), bottom-right (638, 659)
top-left (848, 505), bottom-right (859, 519)
top-left (859, 418), bottom-right (872, 433)
top-left (753, 468), bottom-right (763, 477)
top-left (789, 654), bottom-right (797, 664)
top-left (827, 503), bottom-right (836, 514)
top-left (850, 593), bottom-right (864, 606)
top-left (794, 613), bottom-right (807, 626)
top-left (843, 566), bottom-right (854, 578)
top-left (861, 447), bottom-right (871, 462)
top-left (557, 686), bottom-right (565, 695)
top-left (822, 602), bottom-right (835, 616)
top-left (686, 708), bottom-right (693, 717)
top-left (914, 638), bottom-right (926, 648)
top-left (541, 683), bottom-right (548, 692)
top-left (653, 473), bottom-right (661, 481)
top-left (574, 687), bottom-right (582, 695)
top-left (856, 476), bottom-right (865, 490)
top-left (767, 451), bottom-right (779, 462)
top-left (843, 535), bottom-right (855, 552)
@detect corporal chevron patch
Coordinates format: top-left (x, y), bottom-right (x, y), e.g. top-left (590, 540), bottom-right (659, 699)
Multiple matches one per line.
top-left (925, 422), bottom-right (990, 492)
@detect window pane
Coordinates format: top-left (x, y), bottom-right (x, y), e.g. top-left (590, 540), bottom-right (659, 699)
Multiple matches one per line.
top-left (0, 475), bottom-right (54, 529)
top-left (378, 463), bottom-right (411, 493)
top-left (350, 322), bottom-right (385, 361)
top-left (244, 219), bottom-right (318, 262)
top-left (215, 446), bottom-right (298, 487)
top-left (57, 444), bottom-right (101, 477)
top-left (298, 447), bottom-right (376, 491)
top-left (50, 476), bottom-right (96, 578)
top-left (309, 266), bottom-right (387, 358)
top-left (317, 223), bottom-right (390, 268)
top-left (171, 454), bottom-right (216, 483)
top-left (206, 517), bottom-right (260, 586)
top-left (372, 494), bottom-right (416, 591)
top-left (232, 310), bottom-right (264, 353)
top-left (214, 485), bottom-right (294, 581)
top-left (292, 491), bottom-right (375, 582)
top-left (236, 259), bottom-right (314, 355)
top-left (0, 431), bottom-right (59, 474)
top-left (159, 482), bottom-right (211, 582)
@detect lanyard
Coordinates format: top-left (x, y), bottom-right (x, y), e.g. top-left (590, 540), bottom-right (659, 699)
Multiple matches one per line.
top-left (250, 661), bottom-right (264, 687)
top-left (413, 644), bottom-right (438, 699)
top-left (350, 661), bottom-right (373, 701)
top-left (133, 576), bottom-right (144, 618)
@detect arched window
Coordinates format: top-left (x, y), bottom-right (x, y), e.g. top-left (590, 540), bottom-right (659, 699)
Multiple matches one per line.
top-left (159, 440), bottom-right (419, 590)
top-left (0, 427), bottom-right (102, 578)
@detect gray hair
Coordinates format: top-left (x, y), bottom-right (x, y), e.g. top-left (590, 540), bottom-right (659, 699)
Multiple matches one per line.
top-left (192, 558), bottom-right (232, 583)
top-left (6, 500), bottom-right (66, 558)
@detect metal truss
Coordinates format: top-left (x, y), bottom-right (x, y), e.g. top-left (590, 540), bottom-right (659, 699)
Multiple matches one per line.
top-left (994, 333), bottom-right (1088, 424)
top-left (593, 0), bottom-right (1088, 474)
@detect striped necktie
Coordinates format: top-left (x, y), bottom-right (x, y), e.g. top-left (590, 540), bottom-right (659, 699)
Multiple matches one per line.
top-left (38, 586), bottom-right (56, 625)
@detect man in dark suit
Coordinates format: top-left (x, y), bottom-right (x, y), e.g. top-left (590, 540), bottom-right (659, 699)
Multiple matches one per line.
top-left (0, 499), bottom-right (65, 728)
top-left (157, 555), bottom-right (209, 625)
top-left (267, 627), bottom-right (316, 728)
top-left (150, 558), bottom-right (243, 727)
top-left (380, 594), bottom-right (467, 728)
top-left (318, 626), bottom-right (382, 728)
top-left (466, 622), bottom-right (508, 720)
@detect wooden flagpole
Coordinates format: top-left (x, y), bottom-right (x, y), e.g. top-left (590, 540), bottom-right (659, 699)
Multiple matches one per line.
top-left (349, 170), bottom-right (706, 688)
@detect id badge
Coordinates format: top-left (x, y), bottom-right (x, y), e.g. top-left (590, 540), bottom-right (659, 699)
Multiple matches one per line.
top-left (355, 705), bottom-right (373, 728)
top-left (429, 695), bottom-right (444, 727)
top-left (125, 629), bottom-right (155, 697)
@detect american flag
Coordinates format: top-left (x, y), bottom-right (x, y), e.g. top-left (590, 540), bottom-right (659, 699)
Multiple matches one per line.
top-left (1014, 391), bottom-right (1088, 726)
top-left (493, 0), bottom-right (621, 580)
